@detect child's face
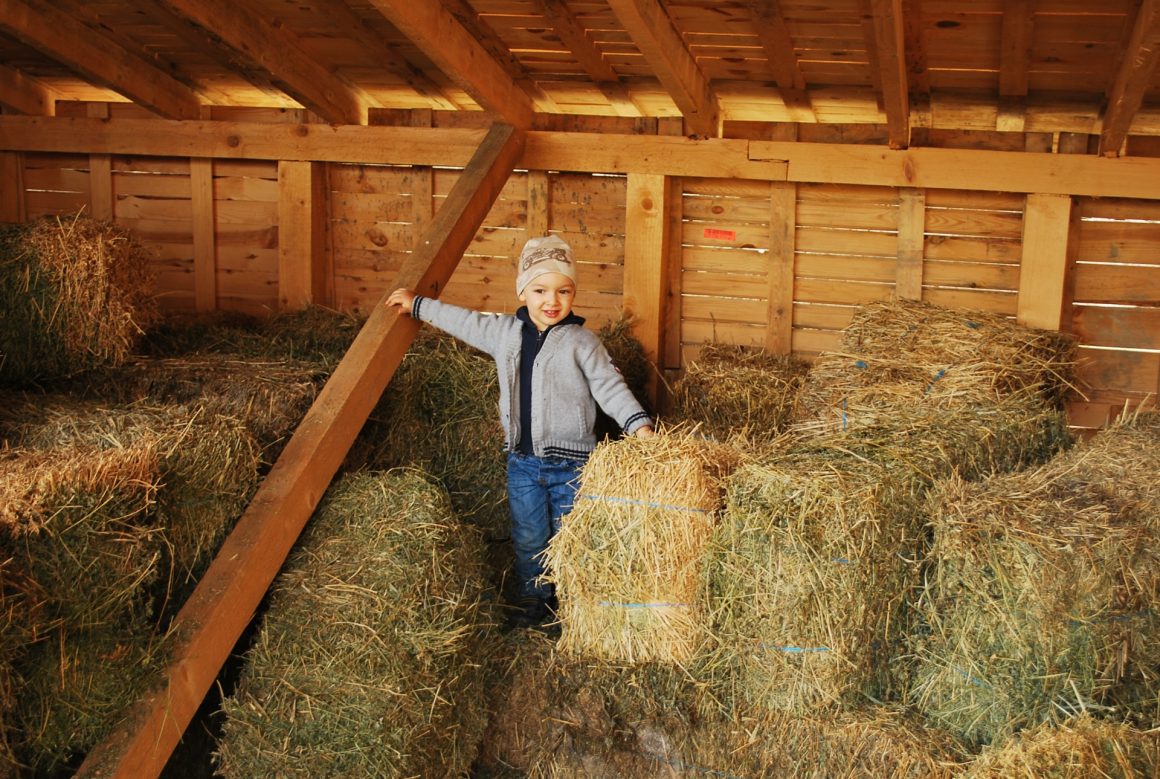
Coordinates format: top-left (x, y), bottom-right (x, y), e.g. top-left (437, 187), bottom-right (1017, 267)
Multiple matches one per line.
top-left (519, 272), bottom-right (576, 331)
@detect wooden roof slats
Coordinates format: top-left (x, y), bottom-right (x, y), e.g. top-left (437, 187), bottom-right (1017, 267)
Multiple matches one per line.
top-left (74, 122), bottom-right (526, 779)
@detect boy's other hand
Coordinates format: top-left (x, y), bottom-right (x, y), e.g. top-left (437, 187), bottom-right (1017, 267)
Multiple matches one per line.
top-left (386, 288), bottom-right (416, 314)
top-left (634, 425), bottom-right (656, 438)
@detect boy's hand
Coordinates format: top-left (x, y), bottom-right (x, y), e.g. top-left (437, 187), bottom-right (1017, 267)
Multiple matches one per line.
top-left (386, 288), bottom-right (416, 314)
top-left (634, 425), bottom-right (656, 438)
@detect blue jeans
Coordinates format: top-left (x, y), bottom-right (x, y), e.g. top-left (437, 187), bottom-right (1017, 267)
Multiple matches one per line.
top-left (506, 452), bottom-right (585, 600)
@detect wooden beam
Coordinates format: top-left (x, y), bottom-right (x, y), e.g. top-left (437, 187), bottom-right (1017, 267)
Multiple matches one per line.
top-left (895, 187), bottom-right (924, 299)
top-left (0, 61), bottom-right (54, 116)
top-left (623, 173), bottom-right (669, 405)
top-left (86, 104), bottom-right (113, 221)
top-left (606, 0), bottom-right (721, 138)
top-left (278, 160), bottom-right (331, 310)
top-left (159, 0), bottom-right (366, 125)
top-left (742, 0), bottom-right (815, 122)
top-left (1100, 0), bottom-right (1160, 156)
top-left (0, 152), bottom-right (25, 222)
top-left (75, 123), bottom-right (525, 779)
top-left (368, 0), bottom-right (536, 128)
top-left (1017, 193), bottom-right (1074, 331)
top-left (526, 169), bottom-right (550, 239)
top-left (863, 0), bottom-right (910, 148)
top-left (766, 181), bottom-right (796, 354)
top-left (191, 156), bottom-right (216, 311)
top-left (997, 0), bottom-right (1034, 133)
top-left (0, 0), bottom-right (202, 119)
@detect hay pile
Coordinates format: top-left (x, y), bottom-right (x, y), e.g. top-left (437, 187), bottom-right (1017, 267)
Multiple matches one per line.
top-left (0, 395), bottom-right (260, 773)
top-left (216, 469), bottom-right (493, 779)
top-left (0, 214), bottom-right (158, 385)
top-left (794, 298), bottom-right (1077, 431)
top-left (546, 428), bottom-right (740, 664)
top-left (670, 343), bottom-right (810, 442)
top-left (906, 412), bottom-right (1160, 745)
top-left (961, 715), bottom-right (1159, 778)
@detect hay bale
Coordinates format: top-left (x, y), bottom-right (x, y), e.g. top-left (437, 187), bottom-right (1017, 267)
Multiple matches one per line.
top-left (708, 395), bottom-right (1070, 713)
top-left (906, 413), bottom-right (1160, 745)
top-left (216, 469), bottom-right (493, 779)
top-left (546, 429), bottom-right (741, 664)
top-left (670, 344), bottom-right (810, 443)
top-left (961, 715), bottom-right (1159, 778)
top-left (795, 298), bottom-right (1077, 429)
top-left (0, 214), bottom-right (158, 385)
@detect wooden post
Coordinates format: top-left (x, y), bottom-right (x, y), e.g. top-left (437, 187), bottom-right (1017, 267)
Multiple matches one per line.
top-left (896, 187), bottom-right (925, 300)
top-left (86, 104), bottom-right (113, 221)
top-left (660, 175), bottom-right (683, 411)
top-left (76, 123), bottom-right (526, 779)
top-left (766, 181), bottom-right (796, 354)
top-left (278, 160), bottom-right (330, 310)
top-left (191, 156), bottom-right (217, 312)
top-left (623, 172), bottom-right (669, 406)
top-left (0, 151), bottom-right (24, 222)
top-left (1017, 193), bottom-right (1074, 331)
top-left (526, 169), bottom-right (550, 239)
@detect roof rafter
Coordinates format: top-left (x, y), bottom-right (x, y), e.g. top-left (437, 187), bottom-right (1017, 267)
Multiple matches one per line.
top-left (862, 0), bottom-right (910, 148)
top-left (0, 60), bottom-right (55, 115)
top-left (998, 0), bottom-right (1034, 132)
top-left (741, 0), bottom-right (815, 122)
top-left (158, 0), bottom-right (366, 124)
top-left (0, 0), bottom-right (201, 119)
top-left (1100, 0), bottom-right (1160, 156)
top-left (605, 0), bottom-right (721, 137)
top-left (369, 0), bottom-right (537, 127)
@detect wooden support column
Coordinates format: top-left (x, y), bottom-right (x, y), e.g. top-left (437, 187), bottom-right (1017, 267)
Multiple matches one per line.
top-left (1017, 193), bottom-right (1075, 331)
top-left (191, 156), bottom-right (216, 312)
top-left (409, 109), bottom-right (436, 250)
top-left (278, 160), bottom-right (331, 310)
top-left (526, 169), bottom-right (550, 239)
top-left (77, 123), bottom-right (526, 779)
top-left (87, 104), bottom-right (113, 221)
top-left (623, 172), bottom-right (669, 406)
top-left (896, 187), bottom-right (925, 300)
top-left (0, 151), bottom-right (24, 222)
top-left (766, 181), bottom-right (796, 354)
top-left (660, 176), bottom-right (684, 405)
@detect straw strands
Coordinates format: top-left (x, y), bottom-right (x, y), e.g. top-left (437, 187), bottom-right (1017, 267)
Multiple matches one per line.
top-left (216, 469), bottom-right (493, 779)
top-left (670, 344), bottom-right (810, 443)
top-left (906, 412), bottom-right (1160, 746)
top-left (0, 214), bottom-right (158, 385)
top-left (546, 428), bottom-right (741, 664)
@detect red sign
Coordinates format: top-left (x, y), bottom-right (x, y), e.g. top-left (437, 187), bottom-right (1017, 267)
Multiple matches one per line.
top-left (703, 227), bottom-right (737, 241)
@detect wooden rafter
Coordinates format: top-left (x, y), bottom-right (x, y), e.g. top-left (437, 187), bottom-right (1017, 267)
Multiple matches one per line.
top-left (0, 0), bottom-right (201, 119)
top-left (606, 0), bottom-right (721, 137)
top-left (0, 60), bottom-right (54, 115)
top-left (158, 0), bottom-right (366, 124)
top-left (742, 0), bottom-right (815, 122)
top-left (998, 0), bottom-right (1034, 132)
top-left (370, 0), bottom-right (538, 127)
top-left (863, 0), bottom-right (910, 148)
top-left (901, 0), bottom-right (929, 122)
top-left (74, 122), bottom-right (526, 779)
top-left (537, 0), bottom-right (642, 117)
top-left (1101, 0), bottom-right (1160, 156)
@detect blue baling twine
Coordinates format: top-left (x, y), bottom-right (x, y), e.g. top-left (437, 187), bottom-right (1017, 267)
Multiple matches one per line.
top-left (925, 367), bottom-right (947, 394)
top-left (578, 494), bottom-right (710, 514)
top-left (761, 643), bottom-right (831, 653)
top-left (955, 667), bottom-right (991, 689)
top-left (599, 601), bottom-right (690, 608)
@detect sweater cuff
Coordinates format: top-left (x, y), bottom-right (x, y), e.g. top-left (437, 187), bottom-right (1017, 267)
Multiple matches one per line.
top-left (411, 295), bottom-right (426, 320)
top-left (622, 411), bottom-right (653, 435)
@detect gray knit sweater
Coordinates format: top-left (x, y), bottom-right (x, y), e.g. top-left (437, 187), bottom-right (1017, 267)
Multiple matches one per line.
top-left (411, 296), bottom-right (652, 459)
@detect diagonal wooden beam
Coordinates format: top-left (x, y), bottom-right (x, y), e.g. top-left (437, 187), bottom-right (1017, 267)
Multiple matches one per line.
top-left (0, 61), bottom-right (55, 115)
top-left (74, 122), bottom-right (526, 779)
top-left (863, 0), bottom-right (910, 148)
top-left (368, 0), bottom-right (537, 128)
top-left (606, 0), bottom-right (721, 137)
top-left (997, 0), bottom-right (1034, 132)
top-left (0, 0), bottom-right (201, 119)
top-left (741, 0), bottom-right (815, 122)
top-left (1100, 0), bottom-right (1160, 156)
top-left (158, 0), bottom-right (366, 124)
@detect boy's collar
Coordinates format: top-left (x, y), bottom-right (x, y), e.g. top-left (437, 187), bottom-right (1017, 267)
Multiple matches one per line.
top-left (516, 306), bottom-right (585, 329)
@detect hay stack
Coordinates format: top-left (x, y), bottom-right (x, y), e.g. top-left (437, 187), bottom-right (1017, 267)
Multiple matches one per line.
top-left (961, 715), bottom-right (1159, 778)
top-left (670, 344), bottom-right (810, 443)
top-left (906, 413), bottom-right (1160, 745)
top-left (546, 429), bottom-right (740, 664)
top-left (795, 298), bottom-right (1076, 431)
top-left (0, 214), bottom-right (158, 385)
top-left (216, 469), bottom-right (493, 779)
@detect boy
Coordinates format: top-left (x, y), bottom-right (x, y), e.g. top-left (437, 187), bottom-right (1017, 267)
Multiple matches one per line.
top-left (385, 235), bottom-right (654, 627)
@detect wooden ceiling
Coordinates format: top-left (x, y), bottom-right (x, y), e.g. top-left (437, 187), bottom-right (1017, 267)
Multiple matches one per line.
top-left (2, 0), bottom-right (1159, 155)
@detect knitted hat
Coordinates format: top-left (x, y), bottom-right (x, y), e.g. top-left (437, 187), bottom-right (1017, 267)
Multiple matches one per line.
top-left (516, 235), bottom-right (576, 295)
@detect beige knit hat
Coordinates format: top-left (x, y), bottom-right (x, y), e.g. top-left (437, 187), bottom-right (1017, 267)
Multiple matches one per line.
top-left (516, 235), bottom-right (576, 295)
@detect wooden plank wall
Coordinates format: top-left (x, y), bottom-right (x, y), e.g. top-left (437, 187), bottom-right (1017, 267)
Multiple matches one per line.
top-left (10, 129), bottom-right (1160, 434)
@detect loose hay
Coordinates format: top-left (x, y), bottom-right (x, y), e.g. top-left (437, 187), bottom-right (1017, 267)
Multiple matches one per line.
top-left (906, 412), bottom-right (1160, 745)
top-left (795, 298), bottom-right (1078, 429)
top-left (216, 469), bottom-right (493, 779)
top-left (670, 343), bottom-right (810, 443)
top-left (547, 428), bottom-right (741, 664)
top-left (0, 214), bottom-right (158, 385)
top-left (961, 715), bottom-right (1159, 778)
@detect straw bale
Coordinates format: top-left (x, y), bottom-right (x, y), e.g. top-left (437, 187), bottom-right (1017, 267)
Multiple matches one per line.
top-left (216, 468), bottom-right (493, 779)
top-left (907, 412), bottom-right (1160, 745)
top-left (961, 715), bottom-right (1159, 778)
top-left (0, 214), bottom-right (158, 385)
top-left (546, 428), bottom-right (741, 664)
top-left (795, 298), bottom-right (1077, 429)
top-left (670, 344), bottom-right (810, 443)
